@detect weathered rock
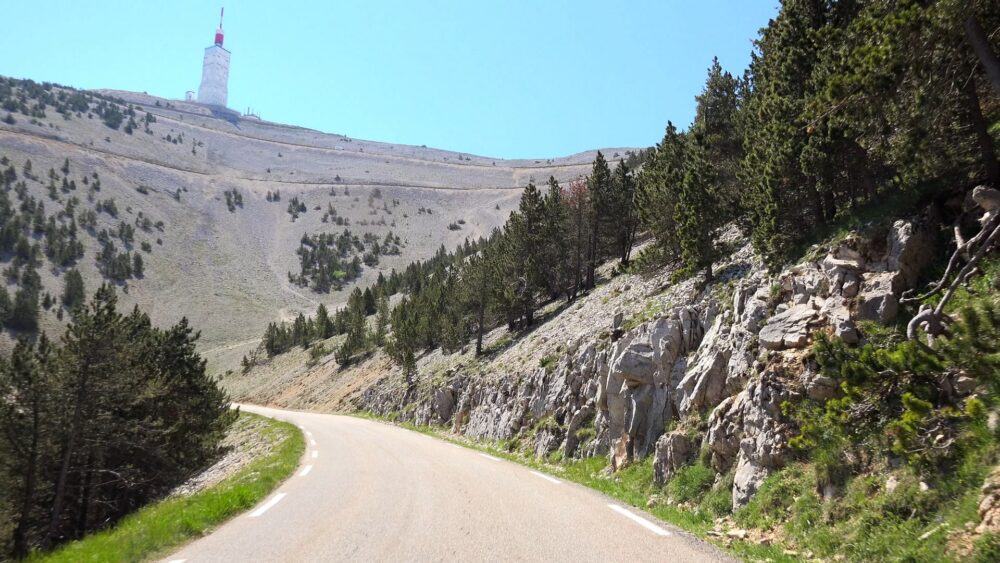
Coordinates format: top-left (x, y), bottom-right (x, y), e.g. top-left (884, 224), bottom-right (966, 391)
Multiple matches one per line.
top-left (706, 395), bottom-right (743, 473)
top-left (977, 466), bottom-right (1000, 534)
top-left (841, 273), bottom-right (860, 298)
top-left (563, 404), bottom-right (594, 458)
top-left (759, 304), bottom-right (818, 350)
top-left (973, 185), bottom-right (1000, 211)
top-left (432, 387), bottom-right (455, 422)
top-left (653, 431), bottom-right (699, 485)
top-left (887, 220), bottom-right (934, 292)
top-left (802, 367), bottom-right (839, 401)
top-left (857, 272), bottom-right (899, 324)
top-left (731, 374), bottom-right (796, 508)
top-left (821, 296), bottom-right (858, 345)
top-left (677, 314), bottom-right (732, 414)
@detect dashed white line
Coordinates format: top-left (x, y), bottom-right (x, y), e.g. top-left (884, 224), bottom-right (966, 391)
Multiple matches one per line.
top-left (300, 464), bottom-right (314, 477)
top-left (168, 559), bottom-right (187, 563)
top-left (530, 470), bottom-right (562, 484)
top-left (312, 450), bottom-right (318, 459)
top-left (248, 493), bottom-right (287, 517)
top-left (310, 439), bottom-right (316, 446)
top-left (306, 430), bottom-right (313, 437)
top-left (297, 425), bottom-right (305, 430)
top-left (479, 453), bottom-right (501, 461)
top-left (608, 504), bottom-right (671, 536)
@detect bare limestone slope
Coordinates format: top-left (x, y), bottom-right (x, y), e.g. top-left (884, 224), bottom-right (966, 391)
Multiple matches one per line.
top-left (0, 79), bottom-right (636, 370)
top-left (226, 212), bottom-right (943, 511)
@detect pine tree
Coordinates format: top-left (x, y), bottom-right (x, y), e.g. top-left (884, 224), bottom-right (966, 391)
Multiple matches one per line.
top-left (541, 177), bottom-right (570, 299)
top-left (0, 285), bottom-right (11, 326)
top-left (336, 288), bottom-right (368, 366)
top-left (314, 303), bottom-right (333, 339)
top-left (373, 293), bottom-right (390, 347)
top-left (675, 137), bottom-right (720, 281)
top-left (692, 57), bottom-right (745, 218)
top-left (741, 0), bottom-right (826, 266)
top-left (637, 122), bottom-right (686, 261)
top-left (608, 161), bottom-right (637, 266)
top-left (585, 152), bottom-right (612, 288)
top-left (62, 268), bottom-right (85, 311)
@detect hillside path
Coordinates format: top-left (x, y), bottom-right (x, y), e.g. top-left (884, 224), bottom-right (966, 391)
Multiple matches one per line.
top-left (162, 404), bottom-right (730, 563)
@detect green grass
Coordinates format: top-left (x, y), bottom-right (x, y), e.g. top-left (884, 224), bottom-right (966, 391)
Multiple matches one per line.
top-left (32, 411), bottom-right (305, 563)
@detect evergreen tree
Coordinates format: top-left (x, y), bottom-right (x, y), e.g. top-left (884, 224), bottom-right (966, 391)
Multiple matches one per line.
top-left (0, 285), bottom-right (11, 326)
top-left (741, 0), bottom-right (826, 266)
top-left (608, 160), bottom-right (638, 266)
top-left (61, 268), bottom-right (85, 311)
top-left (585, 152), bottom-right (612, 288)
top-left (691, 57), bottom-right (745, 218)
top-left (637, 122), bottom-right (687, 261)
top-left (314, 303), bottom-right (333, 339)
top-left (336, 288), bottom-right (368, 366)
top-left (675, 137), bottom-right (721, 281)
top-left (373, 293), bottom-right (390, 347)
top-left (541, 177), bottom-right (570, 299)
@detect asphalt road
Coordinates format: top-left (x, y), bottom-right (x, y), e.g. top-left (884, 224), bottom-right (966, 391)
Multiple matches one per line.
top-left (163, 404), bottom-right (731, 562)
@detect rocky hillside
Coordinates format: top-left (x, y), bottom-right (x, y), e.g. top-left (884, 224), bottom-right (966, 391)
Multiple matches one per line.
top-left (225, 185), bottom-right (1000, 559)
top-left (347, 213), bottom-right (940, 503)
top-left (0, 76), bottom-right (636, 369)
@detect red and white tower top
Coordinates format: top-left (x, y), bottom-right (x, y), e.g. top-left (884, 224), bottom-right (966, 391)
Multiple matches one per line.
top-left (214, 7), bottom-right (225, 46)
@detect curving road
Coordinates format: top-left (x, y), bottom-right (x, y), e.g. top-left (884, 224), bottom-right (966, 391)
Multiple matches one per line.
top-left (163, 404), bottom-right (730, 562)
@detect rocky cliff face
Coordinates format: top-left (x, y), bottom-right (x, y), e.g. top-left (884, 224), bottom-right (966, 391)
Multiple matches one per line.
top-left (357, 218), bottom-right (937, 507)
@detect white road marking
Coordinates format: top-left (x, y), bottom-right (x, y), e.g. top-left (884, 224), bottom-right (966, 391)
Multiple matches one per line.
top-left (300, 464), bottom-right (314, 477)
top-left (608, 504), bottom-right (671, 536)
top-left (312, 450), bottom-right (318, 459)
top-left (248, 493), bottom-right (287, 518)
top-left (530, 470), bottom-right (562, 484)
top-left (306, 430), bottom-right (313, 437)
top-left (479, 453), bottom-right (501, 461)
top-left (297, 425), bottom-right (304, 430)
top-left (449, 443), bottom-right (462, 450)
top-left (310, 439), bottom-right (316, 446)
top-left (168, 560), bottom-right (187, 563)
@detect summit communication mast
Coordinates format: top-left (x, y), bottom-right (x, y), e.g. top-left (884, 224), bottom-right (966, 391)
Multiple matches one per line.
top-left (197, 7), bottom-right (230, 107)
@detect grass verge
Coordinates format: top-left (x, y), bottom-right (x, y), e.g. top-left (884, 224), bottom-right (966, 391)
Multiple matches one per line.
top-left (32, 411), bottom-right (305, 563)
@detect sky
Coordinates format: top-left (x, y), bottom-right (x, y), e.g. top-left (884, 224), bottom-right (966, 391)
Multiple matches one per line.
top-left (0, 1), bottom-right (778, 159)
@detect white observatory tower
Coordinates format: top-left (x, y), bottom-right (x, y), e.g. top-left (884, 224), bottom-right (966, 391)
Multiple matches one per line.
top-left (197, 8), bottom-right (230, 107)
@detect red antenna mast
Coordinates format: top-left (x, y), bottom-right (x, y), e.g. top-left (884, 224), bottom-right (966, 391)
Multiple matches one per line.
top-left (214, 7), bottom-right (225, 46)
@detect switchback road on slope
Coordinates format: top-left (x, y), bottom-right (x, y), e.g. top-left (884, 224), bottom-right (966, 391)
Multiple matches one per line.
top-left (163, 404), bottom-right (731, 562)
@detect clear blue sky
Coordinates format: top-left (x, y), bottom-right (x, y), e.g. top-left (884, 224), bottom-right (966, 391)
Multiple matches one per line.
top-left (0, 1), bottom-right (778, 159)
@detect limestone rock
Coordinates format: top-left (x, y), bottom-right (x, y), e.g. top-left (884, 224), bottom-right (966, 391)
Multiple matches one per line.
top-left (977, 466), bottom-right (1000, 534)
top-left (432, 387), bottom-right (455, 422)
top-left (731, 374), bottom-right (796, 508)
top-left (857, 272), bottom-right (899, 324)
top-left (759, 304), bottom-right (818, 350)
top-left (886, 220), bottom-right (934, 292)
top-left (972, 185), bottom-right (1000, 211)
top-left (653, 431), bottom-right (699, 485)
top-left (677, 314), bottom-right (731, 415)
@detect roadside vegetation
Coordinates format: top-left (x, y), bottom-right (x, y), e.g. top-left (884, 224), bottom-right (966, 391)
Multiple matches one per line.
top-left (30, 412), bottom-right (303, 563)
top-left (0, 286), bottom-right (237, 559)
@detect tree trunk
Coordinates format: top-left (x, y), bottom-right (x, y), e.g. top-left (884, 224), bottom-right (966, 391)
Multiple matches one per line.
top-left (586, 211), bottom-right (599, 289)
top-left (474, 301), bottom-right (485, 356)
top-left (75, 450), bottom-right (96, 539)
top-left (962, 73), bottom-right (1000, 186)
top-left (965, 16), bottom-right (1000, 96)
top-left (12, 403), bottom-right (40, 559)
top-left (45, 370), bottom-right (89, 548)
